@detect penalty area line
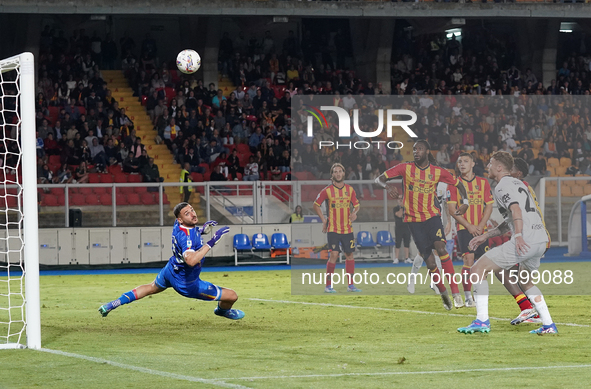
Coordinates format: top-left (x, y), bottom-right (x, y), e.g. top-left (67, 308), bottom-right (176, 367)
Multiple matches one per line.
top-left (221, 364), bottom-right (591, 381)
top-left (38, 348), bottom-right (251, 389)
top-left (247, 298), bottom-right (590, 328)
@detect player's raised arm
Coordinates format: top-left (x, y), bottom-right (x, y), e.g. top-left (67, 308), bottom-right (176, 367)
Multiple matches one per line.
top-left (184, 226), bottom-right (230, 267)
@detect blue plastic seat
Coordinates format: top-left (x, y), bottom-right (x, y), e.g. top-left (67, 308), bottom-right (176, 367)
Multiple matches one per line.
top-left (252, 233), bottom-right (272, 250)
top-left (233, 234), bottom-right (252, 250)
top-left (356, 231), bottom-right (376, 247)
top-left (376, 231), bottom-right (395, 247)
top-left (271, 233), bottom-right (290, 249)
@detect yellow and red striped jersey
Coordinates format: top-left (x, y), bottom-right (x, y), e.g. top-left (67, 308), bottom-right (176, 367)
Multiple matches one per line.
top-left (314, 184), bottom-right (360, 234)
top-left (448, 175), bottom-right (494, 230)
top-left (523, 180), bottom-right (551, 248)
top-left (384, 163), bottom-right (459, 223)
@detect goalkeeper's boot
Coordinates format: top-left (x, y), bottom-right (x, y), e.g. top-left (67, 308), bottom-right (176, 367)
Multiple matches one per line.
top-left (457, 319), bottom-right (491, 334)
top-left (440, 290), bottom-right (453, 311)
top-left (510, 308), bottom-right (538, 325)
top-left (347, 285), bottom-right (362, 293)
top-left (530, 323), bottom-right (558, 335)
top-left (324, 287), bottom-right (337, 293)
top-left (98, 302), bottom-right (117, 317)
top-left (214, 306), bottom-right (245, 320)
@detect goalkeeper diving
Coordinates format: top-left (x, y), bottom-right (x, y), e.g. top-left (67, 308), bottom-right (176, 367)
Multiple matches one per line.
top-left (98, 202), bottom-right (244, 320)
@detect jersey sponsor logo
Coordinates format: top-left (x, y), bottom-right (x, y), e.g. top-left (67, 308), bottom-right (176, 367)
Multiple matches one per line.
top-left (501, 193), bottom-right (511, 204)
top-left (331, 202), bottom-right (350, 209)
top-left (408, 184), bottom-right (435, 194)
top-left (186, 239), bottom-right (192, 248)
top-left (532, 224), bottom-right (545, 230)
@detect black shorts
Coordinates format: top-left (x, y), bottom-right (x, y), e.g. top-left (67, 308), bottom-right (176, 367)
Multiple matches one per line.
top-left (327, 232), bottom-right (355, 254)
top-left (395, 226), bottom-right (411, 248)
top-left (457, 229), bottom-right (489, 259)
top-left (407, 216), bottom-right (446, 256)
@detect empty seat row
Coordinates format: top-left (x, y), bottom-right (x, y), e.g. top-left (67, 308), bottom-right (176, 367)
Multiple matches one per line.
top-left (39, 192), bottom-right (169, 207)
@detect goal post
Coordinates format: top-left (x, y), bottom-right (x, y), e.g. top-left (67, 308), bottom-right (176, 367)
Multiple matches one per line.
top-left (0, 52), bottom-right (40, 350)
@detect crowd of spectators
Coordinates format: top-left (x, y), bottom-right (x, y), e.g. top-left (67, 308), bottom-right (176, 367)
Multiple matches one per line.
top-left (34, 27), bottom-right (164, 186)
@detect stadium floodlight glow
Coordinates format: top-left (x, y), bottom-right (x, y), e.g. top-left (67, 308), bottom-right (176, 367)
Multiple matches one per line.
top-left (446, 28), bottom-right (462, 39)
top-left (560, 29), bottom-right (573, 33)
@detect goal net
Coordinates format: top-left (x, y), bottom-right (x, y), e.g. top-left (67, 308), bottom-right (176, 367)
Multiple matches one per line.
top-left (0, 53), bottom-right (40, 350)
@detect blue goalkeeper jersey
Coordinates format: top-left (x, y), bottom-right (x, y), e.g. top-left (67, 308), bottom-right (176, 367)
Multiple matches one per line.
top-left (168, 220), bottom-right (205, 282)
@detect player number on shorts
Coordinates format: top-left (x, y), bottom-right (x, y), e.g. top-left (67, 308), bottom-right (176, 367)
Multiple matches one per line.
top-left (518, 187), bottom-right (536, 213)
top-left (350, 240), bottom-right (355, 249)
top-left (436, 229), bottom-right (442, 238)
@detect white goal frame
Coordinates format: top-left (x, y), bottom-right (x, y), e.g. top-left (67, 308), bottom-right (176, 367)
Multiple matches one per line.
top-left (0, 52), bottom-right (40, 350)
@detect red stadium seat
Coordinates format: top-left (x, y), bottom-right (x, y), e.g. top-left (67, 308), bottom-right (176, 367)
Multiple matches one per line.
top-left (93, 187), bottom-right (107, 195)
top-left (115, 193), bottom-right (128, 205)
top-left (49, 155), bottom-right (61, 166)
top-left (50, 187), bottom-right (63, 196)
top-left (88, 173), bottom-right (100, 183)
top-left (133, 186), bottom-right (146, 193)
top-left (127, 173), bottom-right (143, 183)
top-left (119, 187), bottom-right (135, 195)
top-left (85, 194), bottom-right (100, 205)
top-left (237, 144), bottom-right (250, 154)
top-left (99, 194), bottom-right (112, 205)
top-left (70, 194), bottom-right (85, 205)
top-left (114, 174), bottom-right (128, 183)
top-left (56, 194), bottom-right (65, 206)
top-left (78, 187), bottom-right (93, 195)
top-left (140, 193), bottom-right (156, 205)
top-left (45, 195), bottom-right (59, 207)
top-left (108, 164), bottom-right (123, 175)
top-left (99, 174), bottom-right (114, 183)
top-left (127, 193), bottom-right (141, 205)
top-left (191, 173), bottom-right (204, 182)
top-left (198, 163), bottom-right (210, 173)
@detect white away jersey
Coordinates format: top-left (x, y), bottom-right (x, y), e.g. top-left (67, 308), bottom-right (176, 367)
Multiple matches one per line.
top-left (493, 176), bottom-right (548, 244)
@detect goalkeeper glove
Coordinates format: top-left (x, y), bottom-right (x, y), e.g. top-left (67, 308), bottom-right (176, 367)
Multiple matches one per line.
top-left (198, 220), bottom-right (218, 235)
top-left (207, 226), bottom-right (230, 248)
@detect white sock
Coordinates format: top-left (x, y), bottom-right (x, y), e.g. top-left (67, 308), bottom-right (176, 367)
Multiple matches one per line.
top-left (464, 291), bottom-right (472, 301)
top-left (525, 286), bottom-right (553, 326)
top-left (411, 254), bottom-right (423, 274)
top-left (434, 253), bottom-right (442, 269)
top-left (473, 278), bottom-right (489, 322)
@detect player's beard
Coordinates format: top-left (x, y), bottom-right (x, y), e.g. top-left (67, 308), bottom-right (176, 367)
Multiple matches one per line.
top-left (332, 175), bottom-right (344, 184)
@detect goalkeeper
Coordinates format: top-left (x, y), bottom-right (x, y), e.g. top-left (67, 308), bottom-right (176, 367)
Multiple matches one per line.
top-left (98, 202), bottom-right (244, 320)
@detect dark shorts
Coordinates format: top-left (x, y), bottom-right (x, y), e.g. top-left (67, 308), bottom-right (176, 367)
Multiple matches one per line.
top-left (457, 229), bottom-right (489, 259)
top-left (407, 216), bottom-right (446, 256)
top-left (395, 225), bottom-right (411, 248)
top-left (327, 232), bottom-right (355, 254)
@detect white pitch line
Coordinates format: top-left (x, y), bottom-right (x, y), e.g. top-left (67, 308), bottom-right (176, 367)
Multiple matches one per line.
top-left (247, 298), bottom-right (590, 328)
top-left (38, 348), bottom-right (251, 389)
top-left (222, 364), bottom-right (591, 381)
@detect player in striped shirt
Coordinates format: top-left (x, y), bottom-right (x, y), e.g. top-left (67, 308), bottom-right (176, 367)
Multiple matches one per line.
top-left (375, 140), bottom-right (470, 310)
top-left (448, 153), bottom-right (494, 308)
top-left (313, 163), bottom-right (361, 293)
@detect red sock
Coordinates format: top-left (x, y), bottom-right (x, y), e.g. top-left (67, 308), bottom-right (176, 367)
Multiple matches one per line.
top-left (429, 268), bottom-right (447, 293)
top-left (461, 265), bottom-right (471, 292)
top-left (345, 259), bottom-right (355, 286)
top-left (514, 293), bottom-right (533, 311)
top-left (326, 261), bottom-right (336, 288)
top-left (440, 254), bottom-right (459, 294)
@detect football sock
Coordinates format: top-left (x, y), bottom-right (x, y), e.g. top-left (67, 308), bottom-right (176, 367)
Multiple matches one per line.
top-left (440, 254), bottom-right (459, 294)
top-left (462, 265), bottom-right (472, 293)
top-left (108, 289), bottom-right (137, 310)
top-left (345, 259), bottom-right (355, 286)
top-left (326, 261), bottom-right (336, 288)
top-left (434, 253), bottom-right (442, 269)
top-left (411, 254), bottom-right (423, 274)
top-left (473, 277), bottom-right (489, 322)
top-left (429, 267), bottom-right (446, 293)
top-left (514, 293), bottom-right (534, 311)
top-left (525, 286), bottom-right (553, 326)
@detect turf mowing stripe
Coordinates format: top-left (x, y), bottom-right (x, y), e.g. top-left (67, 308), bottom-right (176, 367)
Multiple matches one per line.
top-left (222, 364), bottom-right (591, 381)
top-left (247, 298), bottom-right (590, 328)
top-left (38, 348), bottom-right (251, 389)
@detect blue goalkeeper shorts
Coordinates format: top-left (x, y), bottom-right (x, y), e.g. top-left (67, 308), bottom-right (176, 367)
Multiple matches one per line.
top-left (155, 264), bottom-right (222, 301)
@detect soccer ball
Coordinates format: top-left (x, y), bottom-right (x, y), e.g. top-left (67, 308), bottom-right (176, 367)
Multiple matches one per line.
top-left (176, 49), bottom-right (201, 74)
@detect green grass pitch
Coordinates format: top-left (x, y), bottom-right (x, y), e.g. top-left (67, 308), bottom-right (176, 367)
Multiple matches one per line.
top-left (1, 265), bottom-right (591, 388)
